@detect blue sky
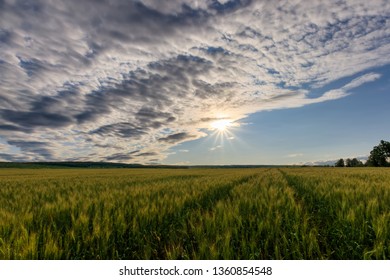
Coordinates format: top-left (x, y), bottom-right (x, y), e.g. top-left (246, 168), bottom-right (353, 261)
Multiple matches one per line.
top-left (166, 65), bottom-right (390, 165)
top-left (0, 0), bottom-right (389, 165)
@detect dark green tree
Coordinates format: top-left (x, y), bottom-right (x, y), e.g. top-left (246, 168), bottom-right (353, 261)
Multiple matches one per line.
top-left (366, 140), bottom-right (390, 167)
top-left (350, 158), bottom-right (363, 167)
top-left (335, 158), bottom-right (344, 167)
top-left (346, 158), bottom-right (363, 167)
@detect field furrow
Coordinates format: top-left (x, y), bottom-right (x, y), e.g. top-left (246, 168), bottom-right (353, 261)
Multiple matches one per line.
top-left (280, 168), bottom-right (390, 259)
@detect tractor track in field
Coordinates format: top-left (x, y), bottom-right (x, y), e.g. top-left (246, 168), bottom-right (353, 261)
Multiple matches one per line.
top-left (277, 169), bottom-right (376, 259)
top-left (115, 173), bottom-right (259, 259)
top-left (277, 168), bottom-right (334, 258)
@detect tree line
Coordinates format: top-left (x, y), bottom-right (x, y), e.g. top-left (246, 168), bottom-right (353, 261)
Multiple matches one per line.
top-left (335, 140), bottom-right (390, 167)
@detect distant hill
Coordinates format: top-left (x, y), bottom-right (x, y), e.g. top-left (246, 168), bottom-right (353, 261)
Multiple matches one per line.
top-left (0, 162), bottom-right (291, 169)
top-left (0, 162), bottom-right (149, 169)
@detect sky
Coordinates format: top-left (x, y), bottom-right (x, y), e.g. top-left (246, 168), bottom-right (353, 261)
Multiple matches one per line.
top-left (0, 0), bottom-right (389, 165)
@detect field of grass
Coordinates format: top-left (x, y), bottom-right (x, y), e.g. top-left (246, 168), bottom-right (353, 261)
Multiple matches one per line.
top-left (0, 167), bottom-right (389, 259)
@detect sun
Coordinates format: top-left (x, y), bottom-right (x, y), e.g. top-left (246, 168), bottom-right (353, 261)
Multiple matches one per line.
top-left (210, 119), bottom-right (232, 132)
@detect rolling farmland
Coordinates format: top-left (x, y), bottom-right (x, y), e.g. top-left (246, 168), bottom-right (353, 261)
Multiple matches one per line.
top-left (0, 167), bottom-right (389, 260)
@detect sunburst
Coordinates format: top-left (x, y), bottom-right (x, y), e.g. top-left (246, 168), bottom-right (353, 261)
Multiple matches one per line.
top-left (210, 119), bottom-right (233, 132)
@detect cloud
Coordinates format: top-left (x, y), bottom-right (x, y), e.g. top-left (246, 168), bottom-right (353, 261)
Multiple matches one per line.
top-left (210, 145), bottom-right (223, 151)
top-left (91, 123), bottom-right (147, 139)
top-left (0, 0), bottom-right (389, 162)
top-left (6, 140), bottom-right (54, 160)
top-left (304, 155), bottom-right (368, 166)
top-left (342, 73), bottom-right (382, 91)
top-left (315, 72), bottom-right (382, 102)
top-left (158, 132), bottom-right (196, 144)
top-left (0, 153), bottom-right (29, 162)
top-left (287, 153), bottom-right (304, 158)
top-left (104, 153), bottom-right (133, 162)
top-left (172, 161), bottom-right (191, 166)
top-left (1, 110), bottom-right (73, 128)
top-left (136, 152), bottom-right (158, 157)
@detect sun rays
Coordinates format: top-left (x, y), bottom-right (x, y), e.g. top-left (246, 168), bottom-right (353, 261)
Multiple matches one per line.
top-left (208, 118), bottom-right (240, 148)
top-left (210, 119), bottom-right (233, 132)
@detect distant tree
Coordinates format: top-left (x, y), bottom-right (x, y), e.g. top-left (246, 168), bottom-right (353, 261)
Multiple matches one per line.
top-left (346, 158), bottom-right (363, 167)
top-left (351, 158), bottom-right (363, 167)
top-left (335, 158), bottom-right (344, 167)
top-left (367, 140), bottom-right (390, 167)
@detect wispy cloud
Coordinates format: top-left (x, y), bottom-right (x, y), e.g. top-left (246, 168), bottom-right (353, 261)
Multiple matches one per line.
top-left (287, 153), bottom-right (304, 158)
top-left (0, 0), bottom-right (389, 162)
top-left (209, 145), bottom-right (223, 151)
top-left (342, 73), bottom-right (382, 91)
top-left (304, 155), bottom-right (368, 166)
top-left (317, 72), bottom-right (382, 102)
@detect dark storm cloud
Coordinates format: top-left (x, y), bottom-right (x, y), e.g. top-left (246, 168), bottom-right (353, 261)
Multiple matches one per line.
top-left (136, 107), bottom-right (176, 129)
top-left (76, 53), bottom-right (212, 124)
top-left (127, 1), bottom-right (209, 30)
top-left (158, 132), bottom-right (195, 144)
top-left (149, 55), bottom-right (213, 76)
top-left (136, 152), bottom-right (158, 157)
top-left (7, 140), bottom-right (54, 159)
top-left (136, 107), bottom-right (175, 121)
top-left (30, 87), bottom-right (80, 113)
top-left (0, 153), bottom-right (28, 162)
top-left (192, 80), bottom-right (237, 99)
top-left (209, 0), bottom-right (253, 13)
top-left (0, 29), bottom-right (11, 43)
top-left (104, 153), bottom-right (133, 162)
top-left (291, 15), bottom-right (390, 51)
top-left (68, 0), bottom-right (252, 42)
top-left (0, 124), bottom-right (32, 133)
top-left (0, 85), bottom-right (85, 131)
top-left (200, 46), bottom-right (231, 57)
top-left (91, 123), bottom-right (147, 139)
top-left (1, 110), bottom-right (73, 128)
top-left (7, 140), bottom-right (48, 148)
top-left (6, 0), bottom-right (213, 48)
top-left (18, 57), bottom-right (47, 77)
top-left (200, 117), bottom-right (222, 122)
top-left (75, 90), bottom-right (115, 124)
top-left (0, 52), bottom-right (212, 133)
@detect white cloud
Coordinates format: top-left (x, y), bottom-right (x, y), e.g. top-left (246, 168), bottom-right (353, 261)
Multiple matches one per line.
top-left (0, 0), bottom-right (389, 162)
top-left (287, 153), bottom-right (304, 158)
top-left (343, 73), bottom-right (382, 91)
top-left (173, 161), bottom-right (191, 165)
top-left (209, 145), bottom-right (223, 151)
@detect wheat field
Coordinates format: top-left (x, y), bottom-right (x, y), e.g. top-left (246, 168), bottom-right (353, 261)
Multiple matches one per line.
top-left (0, 167), bottom-right (389, 259)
